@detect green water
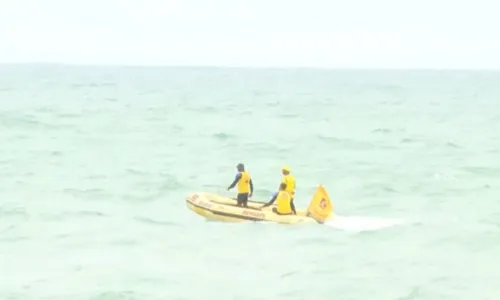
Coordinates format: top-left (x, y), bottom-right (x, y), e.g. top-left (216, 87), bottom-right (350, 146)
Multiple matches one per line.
top-left (1, 65), bottom-right (499, 300)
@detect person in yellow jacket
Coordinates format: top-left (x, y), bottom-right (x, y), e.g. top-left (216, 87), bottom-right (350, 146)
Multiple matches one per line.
top-left (264, 166), bottom-right (297, 214)
top-left (227, 163), bottom-right (253, 207)
top-left (261, 182), bottom-right (293, 215)
top-left (280, 166), bottom-right (295, 194)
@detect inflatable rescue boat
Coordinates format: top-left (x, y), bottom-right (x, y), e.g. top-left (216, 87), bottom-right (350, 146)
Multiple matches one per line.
top-left (185, 185), bottom-right (334, 224)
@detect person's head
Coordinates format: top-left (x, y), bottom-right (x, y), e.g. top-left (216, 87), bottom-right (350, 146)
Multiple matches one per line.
top-left (281, 166), bottom-right (291, 175)
top-left (279, 182), bottom-right (287, 191)
top-left (236, 163), bottom-right (245, 172)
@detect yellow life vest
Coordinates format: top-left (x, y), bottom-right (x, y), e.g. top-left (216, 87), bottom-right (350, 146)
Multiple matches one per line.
top-left (281, 174), bottom-right (295, 196)
top-left (276, 191), bottom-right (292, 214)
top-left (237, 171), bottom-right (251, 194)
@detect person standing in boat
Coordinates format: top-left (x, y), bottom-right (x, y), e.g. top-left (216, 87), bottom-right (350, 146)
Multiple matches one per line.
top-left (227, 163), bottom-right (253, 207)
top-left (260, 182), bottom-right (293, 215)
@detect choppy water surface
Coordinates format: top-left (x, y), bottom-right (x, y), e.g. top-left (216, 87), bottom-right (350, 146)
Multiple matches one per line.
top-left (1, 66), bottom-right (499, 300)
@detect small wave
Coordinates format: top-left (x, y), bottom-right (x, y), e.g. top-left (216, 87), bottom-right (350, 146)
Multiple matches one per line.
top-left (125, 168), bottom-right (149, 176)
top-left (325, 215), bottom-right (404, 232)
top-left (460, 166), bottom-right (500, 176)
top-left (42, 210), bottom-right (109, 221)
top-left (122, 193), bottom-right (162, 202)
top-left (400, 138), bottom-right (414, 143)
top-left (372, 128), bottom-right (392, 133)
top-left (316, 135), bottom-right (342, 142)
top-left (63, 188), bottom-right (109, 198)
top-left (0, 223), bottom-right (16, 233)
top-left (109, 238), bottom-right (139, 246)
top-left (0, 112), bottom-right (75, 130)
top-left (159, 179), bottom-right (183, 192)
top-left (397, 287), bottom-right (421, 300)
top-left (170, 125), bottom-right (183, 133)
top-left (212, 132), bottom-right (233, 139)
top-left (0, 206), bottom-right (28, 218)
top-left (56, 112), bottom-right (82, 119)
top-left (71, 82), bottom-right (116, 88)
top-left (238, 109), bottom-right (253, 116)
top-left (76, 210), bottom-right (108, 217)
top-left (446, 141), bottom-right (461, 148)
top-left (280, 270), bottom-right (299, 278)
top-left (134, 217), bottom-right (179, 227)
top-left (316, 135), bottom-right (374, 148)
top-left (85, 173), bottom-right (107, 180)
top-left (89, 291), bottom-right (142, 300)
top-left (295, 236), bottom-right (334, 244)
top-left (432, 172), bottom-right (458, 181)
top-left (187, 106), bottom-right (217, 113)
top-left (280, 113), bottom-right (298, 118)
top-left (382, 186), bottom-right (400, 193)
top-left (0, 236), bottom-right (30, 243)
top-left (0, 114), bottom-right (40, 127)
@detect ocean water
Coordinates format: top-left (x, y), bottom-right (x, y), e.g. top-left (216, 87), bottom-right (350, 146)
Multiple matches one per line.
top-left (1, 65), bottom-right (499, 300)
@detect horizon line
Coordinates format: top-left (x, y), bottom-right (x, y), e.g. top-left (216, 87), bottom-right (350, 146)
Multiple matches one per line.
top-left (0, 62), bottom-right (499, 71)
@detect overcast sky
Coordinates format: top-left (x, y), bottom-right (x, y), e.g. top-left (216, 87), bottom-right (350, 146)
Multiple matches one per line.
top-left (1, 0), bottom-right (499, 68)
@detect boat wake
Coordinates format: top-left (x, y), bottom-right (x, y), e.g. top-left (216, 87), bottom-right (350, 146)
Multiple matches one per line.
top-left (324, 215), bottom-right (404, 232)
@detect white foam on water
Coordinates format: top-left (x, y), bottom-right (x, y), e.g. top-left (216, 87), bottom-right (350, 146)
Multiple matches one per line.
top-left (324, 215), bottom-right (404, 232)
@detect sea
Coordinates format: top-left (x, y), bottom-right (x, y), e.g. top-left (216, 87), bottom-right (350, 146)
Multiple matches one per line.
top-left (1, 65), bottom-right (499, 300)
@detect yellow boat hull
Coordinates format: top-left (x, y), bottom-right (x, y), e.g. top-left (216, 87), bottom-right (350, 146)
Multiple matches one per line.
top-left (185, 191), bottom-right (331, 225)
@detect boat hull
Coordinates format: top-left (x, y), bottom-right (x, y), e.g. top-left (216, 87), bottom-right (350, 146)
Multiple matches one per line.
top-left (185, 192), bottom-right (326, 224)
